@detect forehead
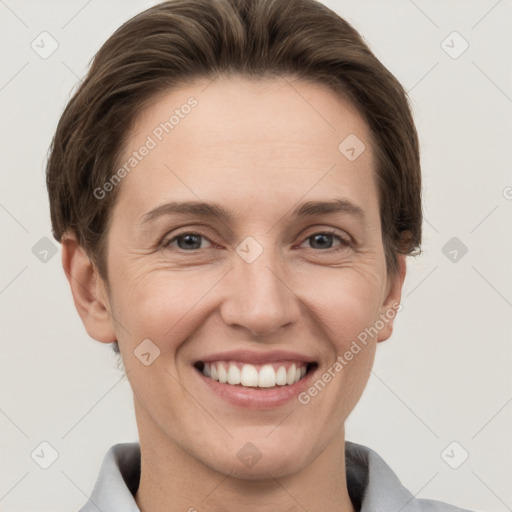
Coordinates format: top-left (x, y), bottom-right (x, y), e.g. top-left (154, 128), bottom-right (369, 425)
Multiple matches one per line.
top-left (112, 75), bottom-right (378, 226)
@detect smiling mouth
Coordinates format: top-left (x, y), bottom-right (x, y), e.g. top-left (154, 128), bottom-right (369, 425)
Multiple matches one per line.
top-left (194, 361), bottom-right (318, 388)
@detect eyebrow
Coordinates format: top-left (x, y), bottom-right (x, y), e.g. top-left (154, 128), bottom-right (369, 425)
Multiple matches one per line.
top-left (140, 198), bottom-right (368, 227)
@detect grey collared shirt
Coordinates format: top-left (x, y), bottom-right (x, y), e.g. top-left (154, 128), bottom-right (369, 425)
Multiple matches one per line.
top-left (78, 441), bottom-right (474, 512)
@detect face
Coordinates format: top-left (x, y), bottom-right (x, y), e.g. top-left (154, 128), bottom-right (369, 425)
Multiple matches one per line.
top-left (85, 75), bottom-right (405, 478)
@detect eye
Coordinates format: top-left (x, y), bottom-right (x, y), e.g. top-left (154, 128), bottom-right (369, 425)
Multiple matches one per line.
top-left (162, 231), bottom-right (213, 251)
top-left (299, 230), bottom-right (351, 251)
top-left (161, 229), bottom-right (351, 253)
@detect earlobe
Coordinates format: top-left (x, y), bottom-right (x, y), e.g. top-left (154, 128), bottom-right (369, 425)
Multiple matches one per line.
top-left (61, 231), bottom-right (117, 344)
top-left (377, 253), bottom-right (407, 343)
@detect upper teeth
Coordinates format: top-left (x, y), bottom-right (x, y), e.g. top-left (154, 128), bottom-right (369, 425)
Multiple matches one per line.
top-left (203, 362), bottom-right (307, 388)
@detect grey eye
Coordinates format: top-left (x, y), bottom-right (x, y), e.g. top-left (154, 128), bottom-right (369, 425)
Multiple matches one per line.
top-left (308, 233), bottom-right (336, 249)
top-left (164, 232), bottom-right (213, 251)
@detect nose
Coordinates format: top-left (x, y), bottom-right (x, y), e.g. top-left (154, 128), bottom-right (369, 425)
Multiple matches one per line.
top-left (219, 242), bottom-right (301, 338)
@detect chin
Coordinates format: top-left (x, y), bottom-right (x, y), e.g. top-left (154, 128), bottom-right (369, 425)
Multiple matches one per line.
top-left (197, 431), bottom-right (315, 480)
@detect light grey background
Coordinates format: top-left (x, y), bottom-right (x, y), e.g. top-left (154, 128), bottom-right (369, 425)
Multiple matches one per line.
top-left (1, 1), bottom-right (511, 511)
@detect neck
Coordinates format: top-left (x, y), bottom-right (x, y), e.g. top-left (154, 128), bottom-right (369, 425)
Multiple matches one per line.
top-left (134, 408), bottom-right (355, 512)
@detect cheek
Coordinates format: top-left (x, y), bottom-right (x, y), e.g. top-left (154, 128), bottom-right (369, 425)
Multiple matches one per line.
top-left (112, 268), bottom-right (225, 349)
top-left (295, 264), bottom-right (385, 345)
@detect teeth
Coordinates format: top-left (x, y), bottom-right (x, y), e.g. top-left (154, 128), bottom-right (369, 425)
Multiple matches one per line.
top-left (227, 364), bottom-right (241, 385)
top-left (202, 361), bottom-right (309, 388)
top-left (218, 363), bottom-right (228, 383)
top-left (241, 364), bottom-right (258, 386)
top-left (276, 366), bottom-right (287, 385)
top-left (286, 364), bottom-right (296, 385)
top-left (258, 365), bottom-right (276, 388)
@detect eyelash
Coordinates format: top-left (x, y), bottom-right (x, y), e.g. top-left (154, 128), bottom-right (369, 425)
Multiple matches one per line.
top-left (161, 229), bottom-right (352, 253)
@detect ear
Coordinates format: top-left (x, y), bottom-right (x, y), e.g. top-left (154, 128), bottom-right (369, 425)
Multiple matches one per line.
top-left (376, 253), bottom-right (406, 343)
top-left (61, 230), bottom-right (117, 344)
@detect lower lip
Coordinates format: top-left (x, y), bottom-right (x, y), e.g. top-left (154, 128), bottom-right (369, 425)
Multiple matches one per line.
top-left (196, 367), bottom-right (316, 409)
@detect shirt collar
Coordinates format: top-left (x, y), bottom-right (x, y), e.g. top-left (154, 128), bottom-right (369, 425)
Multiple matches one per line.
top-left (78, 441), bottom-right (429, 512)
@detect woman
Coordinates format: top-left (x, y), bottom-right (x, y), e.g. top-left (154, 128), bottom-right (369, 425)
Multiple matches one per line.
top-left (46, 0), bottom-right (474, 510)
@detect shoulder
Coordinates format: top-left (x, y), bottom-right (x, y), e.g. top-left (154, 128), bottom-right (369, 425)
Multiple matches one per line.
top-left (78, 443), bottom-right (141, 512)
top-left (345, 441), bottom-right (477, 512)
top-left (415, 498), bottom-right (475, 512)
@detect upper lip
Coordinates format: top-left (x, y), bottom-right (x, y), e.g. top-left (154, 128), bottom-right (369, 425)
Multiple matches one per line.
top-left (196, 349), bottom-right (316, 365)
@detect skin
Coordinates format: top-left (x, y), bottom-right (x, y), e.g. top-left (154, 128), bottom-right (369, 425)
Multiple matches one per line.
top-left (62, 75), bottom-right (406, 512)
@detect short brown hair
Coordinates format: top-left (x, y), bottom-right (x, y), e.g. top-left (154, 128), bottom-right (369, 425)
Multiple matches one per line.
top-left (46, 0), bottom-right (421, 288)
